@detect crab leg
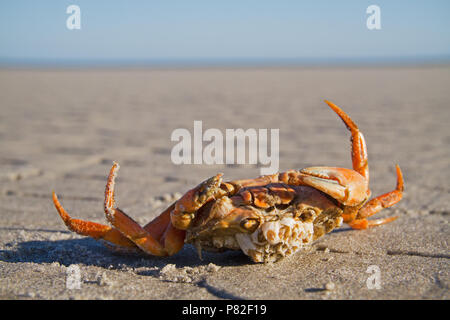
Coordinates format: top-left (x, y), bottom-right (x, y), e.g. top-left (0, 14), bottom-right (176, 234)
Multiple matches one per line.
top-left (104, 162), bottom-right (185, 256)
top-left (274, 101), bottom-right (371, 205)
top-left (170, 173), bottom-right (225, 230)
top-left (143, 203), bottom-right (175, 241)
top-left (347, 216), bottom-right (398, 230)
top-left (324, 100), bottom-right (369, 181)
top-left (104, 161), bottom-right (176, 242)
top-left (349, 165), bottom-right (404, 230)
top-left (52, 191), bottom-right (137, 249)
top-left (227, 174), bottom-right (279, 193)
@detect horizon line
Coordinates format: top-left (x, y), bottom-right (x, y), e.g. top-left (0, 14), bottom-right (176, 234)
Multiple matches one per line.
top-left (1, 55), bottom-right (450, 69)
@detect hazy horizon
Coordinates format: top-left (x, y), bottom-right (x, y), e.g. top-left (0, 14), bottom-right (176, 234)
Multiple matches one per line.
top-left (1, 55), bottom-right (450, 69)
top-left (1, 1), bottom-right (449, 68)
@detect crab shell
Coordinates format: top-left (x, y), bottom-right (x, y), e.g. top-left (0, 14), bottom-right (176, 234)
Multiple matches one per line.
top-left (183, 183), bottom-right (343, 263)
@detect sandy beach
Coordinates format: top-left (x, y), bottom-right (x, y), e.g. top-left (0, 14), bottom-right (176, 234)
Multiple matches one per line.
top-left (0, 66), bottom-right (448, 299)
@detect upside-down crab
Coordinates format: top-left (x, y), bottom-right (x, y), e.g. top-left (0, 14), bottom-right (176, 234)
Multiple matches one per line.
top-left (52, 101), bottom-right (404, 263)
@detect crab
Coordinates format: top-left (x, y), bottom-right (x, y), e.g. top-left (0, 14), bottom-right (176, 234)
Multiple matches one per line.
top-left (52, 100), bottom-right (404, 263)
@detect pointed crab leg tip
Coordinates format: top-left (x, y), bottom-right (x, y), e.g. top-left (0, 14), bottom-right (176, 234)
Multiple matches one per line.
top-left (52, 191), bottom-right (59, 203)
top-left (52, 190), bottom-right (71, 222)
top-left (395, 164), bottom-right (404, 191)
top-left (324, 100), bottom-right (338, 109)
top-left (324, 101), bottom-right (340, 116)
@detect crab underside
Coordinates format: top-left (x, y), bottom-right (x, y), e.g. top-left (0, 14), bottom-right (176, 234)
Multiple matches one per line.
top-left (52, 100), bottom-right (404, 263)
top-left (185, 186), bottom-right (344, 263)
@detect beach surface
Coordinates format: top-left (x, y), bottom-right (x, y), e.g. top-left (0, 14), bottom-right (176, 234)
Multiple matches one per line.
top-left (0, 66), bottom-right (449, 299)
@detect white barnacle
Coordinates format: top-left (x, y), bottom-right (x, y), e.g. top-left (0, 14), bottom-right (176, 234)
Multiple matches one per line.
top-left (235, 216), bottom-right (314, 263)
top-left (261, 220), bottom-right (281, 245)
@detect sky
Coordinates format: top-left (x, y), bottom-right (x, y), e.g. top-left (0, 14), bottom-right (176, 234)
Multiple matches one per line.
top-left (0, 0), bottom-right (449, 66)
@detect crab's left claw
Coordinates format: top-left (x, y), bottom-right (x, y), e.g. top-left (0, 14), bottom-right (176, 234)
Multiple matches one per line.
top-left (170, 173), bottom-right (225, 230)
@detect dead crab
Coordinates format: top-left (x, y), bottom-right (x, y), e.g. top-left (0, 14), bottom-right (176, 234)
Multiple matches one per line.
top-left (52, 101), bottom-right (404, 263)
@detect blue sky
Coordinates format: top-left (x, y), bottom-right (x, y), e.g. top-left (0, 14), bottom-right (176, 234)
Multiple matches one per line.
top-left (0, 1), bottom-right (449, 65)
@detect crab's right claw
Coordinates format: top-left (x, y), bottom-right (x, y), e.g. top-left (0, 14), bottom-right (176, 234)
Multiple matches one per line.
top-left (170, 174), bottom-right (224, 230)
top-left (299, 167), bottom-right (370, 206)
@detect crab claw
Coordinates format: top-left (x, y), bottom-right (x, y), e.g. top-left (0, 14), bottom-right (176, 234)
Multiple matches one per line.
top-left (300, 167), bottom-right (370, 206)
top-left (171, 173), bottom-right (224, 230)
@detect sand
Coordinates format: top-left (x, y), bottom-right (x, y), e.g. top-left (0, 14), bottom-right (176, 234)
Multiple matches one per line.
top-left (0, 66), bottom-right (448, 299)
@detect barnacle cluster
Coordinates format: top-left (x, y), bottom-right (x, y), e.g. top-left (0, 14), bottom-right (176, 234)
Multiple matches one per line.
top-left (185, 188), bottom-right (344, 263)
top-left (235, 216), bottom-right (315, 263)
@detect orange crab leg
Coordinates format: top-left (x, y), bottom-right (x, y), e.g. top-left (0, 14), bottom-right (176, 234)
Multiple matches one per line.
top-left (170, 173), bottom-right (224, 230)
top-left (52, 191), bottom-right (136, 248)
top-left (347, 216), bottom-right (398, 230)
top-left (274, 101), bottom-right (372, 205)
top-left (143, 203), bottom-right (186, 254)
top-left (143, 203), bottom-right (175, 241)
top-left (324, 100), bottom-right (369, 181)
top-left (347, 165), bottom-right (403, 229)
top-left (107, 207), bottom-right (185, 256)
top-left (104, 162), bottom-right (186, 256)
top-left (228, 174), bottom-right (279, 192)
top-left (359, 165), bottom-right (403, 217)
top-left (160, 222), bottom-right (186, 255)
top-left (106, 207), bottom-right (168, 256)
top-left (53, 162), bottom-right (186, 256)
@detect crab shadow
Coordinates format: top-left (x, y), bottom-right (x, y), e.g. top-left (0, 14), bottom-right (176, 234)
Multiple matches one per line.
top-left (0, 226), bottom-right (354, 273)
top-left (0, 235), bottom-right (252, 270)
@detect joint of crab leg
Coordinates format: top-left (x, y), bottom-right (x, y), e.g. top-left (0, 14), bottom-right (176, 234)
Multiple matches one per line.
top-left (171, 174), bottom-right (224, 230)
top-left (53, 191), bottom-right (109, 237)
top-left (324, 100), bottom-right (369, 180)
top-left (98, 162), bottom-right (182, 255)
top-left (356, 165), bottom-right (404, 220)
top-left (52, 191), bottom-right (136, 247)
top-left (109, 207), bottom-right (168, 256)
